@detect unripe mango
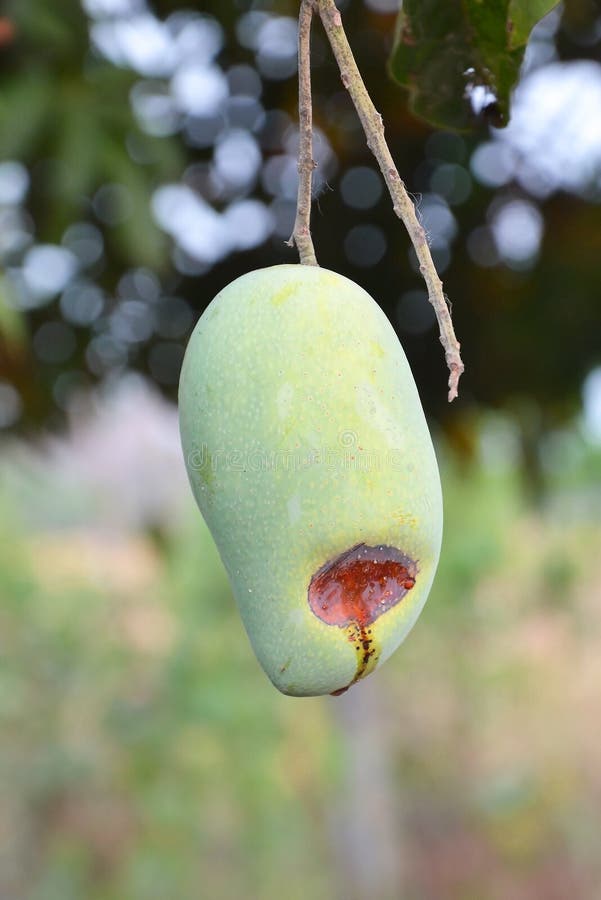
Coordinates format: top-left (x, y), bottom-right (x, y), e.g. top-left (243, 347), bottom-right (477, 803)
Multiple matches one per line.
top-left (179, 265), bottom-right (442, 697)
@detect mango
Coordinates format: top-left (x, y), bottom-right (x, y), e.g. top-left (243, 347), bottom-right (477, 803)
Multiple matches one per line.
top-left (179, 264), bottom-right (442, 697)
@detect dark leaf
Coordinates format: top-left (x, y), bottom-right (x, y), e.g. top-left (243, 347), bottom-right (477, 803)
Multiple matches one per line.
top-left (0, 73), bottom-right (52, 159)
top-left (0, 274), bottom-right (28, 360)
top-left (101, 142), bottom-right (169, 270)
top-left (389, 0), bottom-right (560, 130)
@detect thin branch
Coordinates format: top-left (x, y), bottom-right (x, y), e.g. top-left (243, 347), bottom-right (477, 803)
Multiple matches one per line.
top-left (314, 0), bottom-right (464, 401)
top-left (286, 0), bottom-right (318, 266)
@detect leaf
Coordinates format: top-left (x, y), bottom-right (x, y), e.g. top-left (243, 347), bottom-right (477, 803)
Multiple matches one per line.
top-left (0, 73), bottom-right (52, 159)
top-left (48, 91), bottom-right (104, 231)
top-left (101, 141), bottom-right (169, 270)
top-left (0, 274), bottom-right (28, 359)
top-left (507, 0), bottom-right (558, 47)
top-left (389, 0), bottom-right (561, 131)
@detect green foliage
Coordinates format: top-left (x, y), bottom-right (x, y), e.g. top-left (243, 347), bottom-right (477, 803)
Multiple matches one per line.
top-left (0, 0), bottom-right (182, 262)
top-left (389, 0), bottom-right (560, 129)
top-left (0, 274), bottom-right (27, 354)
top-left (0, 0), bottom-right (599, 443)
top-left (0, 506), bottom-right (338, 899)
top-left (1, 440), bottom-right (601, 897)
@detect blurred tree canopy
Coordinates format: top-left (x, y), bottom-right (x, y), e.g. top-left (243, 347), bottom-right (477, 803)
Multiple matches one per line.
top-left (0, 0), bottom-right (600, 473)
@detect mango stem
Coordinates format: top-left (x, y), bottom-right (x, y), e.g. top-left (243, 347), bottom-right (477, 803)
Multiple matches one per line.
top-left (314, 0), bottom-right (464, 402)
top-left (286, 0), bottom-right (319, 267)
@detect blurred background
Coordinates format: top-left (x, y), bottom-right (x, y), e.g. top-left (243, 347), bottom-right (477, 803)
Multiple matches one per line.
top-left (1, 0), bottom-right (601, 897)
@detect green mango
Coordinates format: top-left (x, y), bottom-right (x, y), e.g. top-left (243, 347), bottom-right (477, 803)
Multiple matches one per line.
top-left (179, 264), bottom-right (442, 697)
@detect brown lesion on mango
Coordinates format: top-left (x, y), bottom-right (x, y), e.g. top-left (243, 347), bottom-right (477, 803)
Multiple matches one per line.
top-left (308, 544), bottom-right (417, 696)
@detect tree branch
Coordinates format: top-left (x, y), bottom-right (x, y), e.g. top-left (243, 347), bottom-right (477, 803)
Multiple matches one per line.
top-left (286, 0), bottom-right (318, 266)
top-left (314, 0), bottom-right (464, 401)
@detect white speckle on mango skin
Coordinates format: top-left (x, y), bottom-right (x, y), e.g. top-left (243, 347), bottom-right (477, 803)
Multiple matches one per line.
top-left (355, 381), bottom-right (402, 445)
top-left (277, 382), bottom-right (294, 419)
top-left (287, 493), bottom-right (302, 525)
top-left (178, 264), bottom-right (443, 697)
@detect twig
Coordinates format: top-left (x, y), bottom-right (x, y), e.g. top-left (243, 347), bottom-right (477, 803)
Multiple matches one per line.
top-left (314, 0), bottom-right (464, 401)
top-left (286, 0), bottom-right (318, 266)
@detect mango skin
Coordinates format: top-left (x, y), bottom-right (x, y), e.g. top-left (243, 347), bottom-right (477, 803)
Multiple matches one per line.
top-left (178, 264), bottom-right (442, 697)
